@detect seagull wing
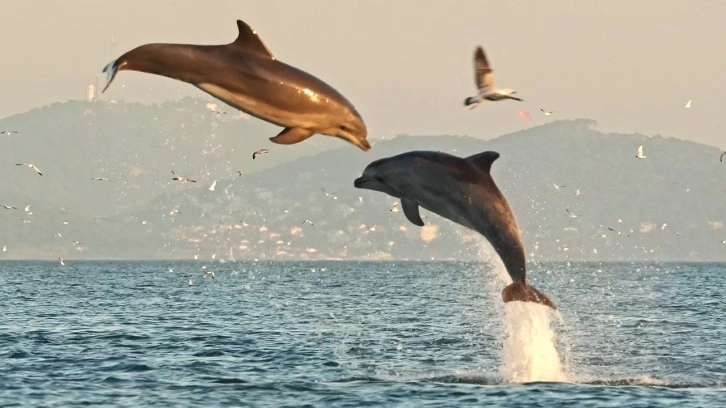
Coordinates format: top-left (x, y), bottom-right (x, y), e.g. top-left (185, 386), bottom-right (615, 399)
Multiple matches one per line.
top-left (720, 151), bottom-right (726, 162)
top-left (474, 46), bottom-right (495, 92)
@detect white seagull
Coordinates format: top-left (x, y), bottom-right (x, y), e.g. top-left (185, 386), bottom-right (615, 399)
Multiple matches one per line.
top-left (202, 270), bottom-right (216, 279)
top-left (209, 180), bottom-right (217, 192)
top-left (252, 148), bottom-right (269, 160)
top-left (16, 163), bottom-right (43, 176)
top-left (2, 205), bottom-right (17, 210)
top-left (684, 100), bottom-right (692, 108)
top-left (91, 177), bottom-right (111, 181)
top-left (464, 46), bottom-right (523, 109)
top-left (540, 109), bottom-right (554, 116)
top-left (171, 170), bottom-right (196, 183)
top-left (1, 130), bottom-right (19, 135)
top-left (58, 257), bottom-right (65, 266)
top-left (636, 145), bottom-right (646, 159)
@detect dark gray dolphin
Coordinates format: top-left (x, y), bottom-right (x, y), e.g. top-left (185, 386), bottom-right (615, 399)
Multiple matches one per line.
top-left (354, 150), bottom-right (556, 309)
top-left (101, 20), bottom-right (370, 151)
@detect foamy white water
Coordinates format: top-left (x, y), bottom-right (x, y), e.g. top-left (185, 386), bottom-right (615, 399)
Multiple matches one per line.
top-left (478, 242), bottom-right (568, 383)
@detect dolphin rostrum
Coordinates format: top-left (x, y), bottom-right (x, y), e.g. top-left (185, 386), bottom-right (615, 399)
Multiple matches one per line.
top-left (354, 150), bottom-right (556, 309)
top-left (101, 20), bottom-right (370, 151)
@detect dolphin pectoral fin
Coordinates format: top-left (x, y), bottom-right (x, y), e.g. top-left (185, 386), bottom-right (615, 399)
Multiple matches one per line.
top-left (101, 59), bottom-right (120, 93)
top-left (269, 127), bottom-right (315, 145)
top-left (232, 20), bottom-right (275, 59)
top-left (502, 280), bottom-right (557, 310)
top-left (401, 199), bottom-right (425, 226)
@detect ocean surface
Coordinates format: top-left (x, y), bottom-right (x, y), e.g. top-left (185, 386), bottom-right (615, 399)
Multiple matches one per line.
top-left (0, 259), bottom-right (724, 407)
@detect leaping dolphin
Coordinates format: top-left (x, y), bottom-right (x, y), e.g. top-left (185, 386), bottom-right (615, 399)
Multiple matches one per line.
top-left (101, 20), bottom-right (370, 151)
top-left (354, 150), bottom-right (556, 309)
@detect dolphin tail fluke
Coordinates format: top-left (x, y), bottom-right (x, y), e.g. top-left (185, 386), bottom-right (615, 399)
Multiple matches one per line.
top-left (101, 59), bottom-right (120, 93)
top-left (502, 280), bottom-right (557, 310)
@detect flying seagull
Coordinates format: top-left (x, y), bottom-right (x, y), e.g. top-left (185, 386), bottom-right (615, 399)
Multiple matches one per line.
top-left (464, 46), bottom-right (523, 109)
top-left (636, 145), bottom-right (646, 159)
top-left (540, 109), bottom-right (553, 115)
top-left (565, 208), bottom-right (579, 218)
top-left (16, 163), bottom-right (43, 176)
top-left (91, 177), bottom-right (111, 181)
top-left (552, 182), bottom-right (566, 191)
top-left (684, 100), bottom-right (692, 108)
top-left (302, 219), bottom-right (314, 226)
top-left (209, 180), bottom-right (217, 191)
top-left (171, 170), bottom-right (196, 183)
top-left (1, 130), bottom-right (19, 135)
top-left (252, 148), bottom-right (269, 160)
top-left (2, 205), bottom-right (17, 210)
top-left (390, 202), bottom-right (399, 212)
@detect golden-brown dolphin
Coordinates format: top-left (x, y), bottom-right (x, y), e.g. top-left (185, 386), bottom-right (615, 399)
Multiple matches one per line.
top-left (354, 150), bottom-right (556, 309)
top-left (102, 20), bottom-right (369, 151)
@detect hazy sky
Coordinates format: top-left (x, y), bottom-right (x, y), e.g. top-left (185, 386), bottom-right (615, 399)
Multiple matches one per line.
top-left (2, 1), bottom-right (725, 148)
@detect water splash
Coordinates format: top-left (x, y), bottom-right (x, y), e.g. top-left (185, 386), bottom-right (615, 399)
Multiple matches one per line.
top-left (478, 242), bottom-right (569, 383)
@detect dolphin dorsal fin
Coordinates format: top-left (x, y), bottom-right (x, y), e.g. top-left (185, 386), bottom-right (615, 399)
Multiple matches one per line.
top-left (232, 20), bottom-right (275, 59)
top-left (466, 151), bottom-right (500, 173)
top-left (401, 199), bottom-right (425, 227)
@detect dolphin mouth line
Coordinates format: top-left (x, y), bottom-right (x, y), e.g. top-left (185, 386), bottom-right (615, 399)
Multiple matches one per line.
top-left (353, 177), bottom-right (369, 188)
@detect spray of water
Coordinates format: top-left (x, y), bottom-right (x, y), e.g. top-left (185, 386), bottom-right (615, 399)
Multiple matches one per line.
top-left (478, 242), bottom-right (569, 383)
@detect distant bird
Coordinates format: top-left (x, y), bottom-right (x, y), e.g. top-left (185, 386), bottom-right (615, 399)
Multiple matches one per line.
top-left (391, 202), bottom-right (399, 212)
top-left (202, 270), bottom-right (216, 279)
top-left (58, 257), bottom-right (65, 266)
top-left (72, 240), bottom-right (81, 246)
top-left (635, 145), bottom-right (646, 159)
top-left (575, 189), bottom-right (581, 196)
top-left (21, 219), bottom-right (31, 224)
top-left (2, 205), bottom-right (17, 210)
top-left (684, 100), bottom-right (692, 108)
top-left (661, 223), bottom-right (668, 231)
top-left (607, 227), bottom-right (630, 237)
top-left (321, 188), bottom-right (338, 199)
top-left (237, 170), bottom-right (244, 176)
top-left (2, 245), bottom-right (6, 252)
top-left (206, 102), bottom-right (228, 115)
top-left (252, 148), bottom-right (269, 160)
top-left (720, 151), bottom-right (725, 162)
top-left (187, 279), bottom-right (193, 286)
top-left (565, 208), bottom-right (579, 218)
top-left (302, 219), bottom-right (314, 226)
top-left (209, 180), bottom-right (217, 191)
top-left (16, 163), bottom-right (43, 176)
top-left (24, 204), bottom-right (31, 213)
top-left (171, 170), bottom-right (196, 183)
top-left (0, 130), bottom-right (19, 135)
top-left (552, 182), bottom-right (566, 191)
top-left (464, 46), bottom-right (523, 109)
top-left (92, 177), bottom-right (110, 181)
top-left (540, 109), bottom-right (553, 116)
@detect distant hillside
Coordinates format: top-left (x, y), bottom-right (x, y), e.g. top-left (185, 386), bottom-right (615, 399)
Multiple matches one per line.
top-left (2, 100), bottom-right (725, 262)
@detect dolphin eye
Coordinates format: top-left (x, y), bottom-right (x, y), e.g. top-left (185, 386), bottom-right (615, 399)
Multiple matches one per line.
top-left (340, 124), bottom-right (350, 132)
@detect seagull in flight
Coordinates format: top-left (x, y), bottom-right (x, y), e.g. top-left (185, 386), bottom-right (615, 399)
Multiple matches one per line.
top-left (2, 205), bottom-right (17, 210)
top-left (302, 219), bottom-right (314, 226)
top-left (464, 46), bottom-right (523, 109)
top-left (1, 130), bottom-right (19, 135)
top-left (91, 177), bottom-right (111, 181)
top-left (684, 100), bottom-right (692, 109)
top-left (390, 202), bottom-right (399, 212)
top-left (540, 109), bottom-right (554, 116)
top-left (552, 182), bottom-right (566, 191)
top-left (252, 148), bottom-right (269, 160)
top-left (565, 208), bottom-right (579, 218)
top-left (209, 180), bottom-right (217, 191)
top-left (16, 163), bottom-right (43, 176)
top-left (202, 270), bottom-right (216, 279)
top-left (171, 170), bottom-right (196, 183)
top-left (635, 145), bottom-right (646, 159)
